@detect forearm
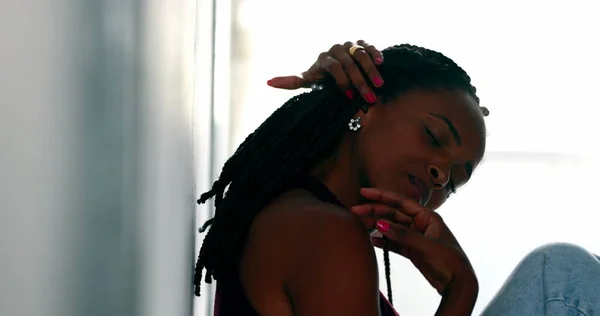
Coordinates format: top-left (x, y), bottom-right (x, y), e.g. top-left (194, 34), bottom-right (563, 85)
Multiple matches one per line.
top-left (435, 278), bottom-right (479, 316)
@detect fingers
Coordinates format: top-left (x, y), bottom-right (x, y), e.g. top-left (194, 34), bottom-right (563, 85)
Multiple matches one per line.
top-left (349, 48), bottom-right (383, 93)
top-left (360, 188), bottom-right (440, 236)
top-left (327, 43), bottom-right (375, 103)
top-left (357, 40), bottom-right (384, 65)
top-left (359, 188), bottom-right (402, 208)
top-left (315, 49), bottom-right (353, 94)
top-left (346, 41), bottom-right (384, 88)
top-left (267, 40), bottom-right (383, 103)
top-left (360, 188), bottom-right (425, 217)
top-left (351, 203), bottom-right (412, 224)
top-left (266, 76), bottom-right (307, 90)
top-left (269, 47), bottom-right (352, 92)
top-left (375, 220), bottom-right (432, 256)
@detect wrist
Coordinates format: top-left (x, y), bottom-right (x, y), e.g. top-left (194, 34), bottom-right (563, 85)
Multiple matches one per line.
top-left (436, 276), bottom-right (478, 316)
top-left (451, 272), bottom-right (479, 293)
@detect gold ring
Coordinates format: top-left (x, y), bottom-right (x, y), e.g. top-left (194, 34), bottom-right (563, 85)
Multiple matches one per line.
top-left (348, 44), bottom-right (364, 56)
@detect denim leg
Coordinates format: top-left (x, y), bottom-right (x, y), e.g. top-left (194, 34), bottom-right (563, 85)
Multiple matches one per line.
top-left (480, 243), bottom-right (600, 316)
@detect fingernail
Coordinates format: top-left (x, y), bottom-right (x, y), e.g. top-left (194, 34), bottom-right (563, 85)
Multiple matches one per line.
top-left (375, 57), bottom-right (384, 64)
top-left (376, 221), bottom-right (390, 233)
top-left (365, 93), bottom-right (376, 104)
top-left (373, 77), bottom-right (384, 87)
top-left (345, 89), bottom-right (354, 100)
top-left (266, 79), bottom-right (273, 86)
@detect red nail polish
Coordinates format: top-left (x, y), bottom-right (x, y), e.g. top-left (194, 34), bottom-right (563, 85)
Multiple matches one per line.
top-left (375, 57), bottom-right (383, 64)
top-left (376, 221), bottom-right (390, 233)
top-left (345, 90), bottom-right (354, 100)
top-left (373, 77), bottom-right (383, 87)
top-left (365, 93), bottom-right (376, 103)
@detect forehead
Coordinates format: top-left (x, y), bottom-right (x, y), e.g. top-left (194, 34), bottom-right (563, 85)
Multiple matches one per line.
top-left (390, 89), bottom-right (487, 163)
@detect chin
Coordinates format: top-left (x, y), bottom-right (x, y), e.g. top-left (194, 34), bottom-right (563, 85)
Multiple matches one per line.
top-left (425, 198), bottom-right (445, 211)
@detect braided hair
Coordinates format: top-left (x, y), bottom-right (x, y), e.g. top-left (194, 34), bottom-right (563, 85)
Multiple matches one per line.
top-left (194, 44), bottom-right (482, 304)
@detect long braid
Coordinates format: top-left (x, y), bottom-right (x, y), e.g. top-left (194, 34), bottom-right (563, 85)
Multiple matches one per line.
top-left (194, 44), bottom-right (481, 297)
top-left (383, 246), bottom-right (394, 305)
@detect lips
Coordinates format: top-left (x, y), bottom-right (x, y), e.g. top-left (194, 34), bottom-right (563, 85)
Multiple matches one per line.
top-left (408, 174), bottom-right (431, 206)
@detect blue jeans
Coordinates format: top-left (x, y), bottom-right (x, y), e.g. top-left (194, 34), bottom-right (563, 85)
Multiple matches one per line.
top-left (481, 243), bottom-right (600, 316)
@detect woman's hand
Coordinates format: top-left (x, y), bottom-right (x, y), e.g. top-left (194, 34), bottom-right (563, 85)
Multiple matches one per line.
top-left (266, 40), bottom-right (384, 103)
top-left (351, 188), bottom-right (478, 296)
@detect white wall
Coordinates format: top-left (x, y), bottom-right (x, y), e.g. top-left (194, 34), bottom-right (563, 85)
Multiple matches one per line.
top-left (0, 0), bottom-right (196, 315)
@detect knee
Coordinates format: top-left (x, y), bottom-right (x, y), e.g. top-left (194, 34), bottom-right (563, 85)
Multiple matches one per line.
top-left (529, 242), bottom-right (589, 259)
top-left (522, 243), bottom-right (600, 314)
top-left (524, 242), bottom-right (596, 269)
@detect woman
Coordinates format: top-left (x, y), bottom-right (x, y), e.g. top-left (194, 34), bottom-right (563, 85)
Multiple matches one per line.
top-left (194, 41), bottom-right (600, 315)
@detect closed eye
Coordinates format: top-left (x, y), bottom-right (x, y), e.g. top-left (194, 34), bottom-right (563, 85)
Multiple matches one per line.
top-left (426, 128), bottom-right (441, 147)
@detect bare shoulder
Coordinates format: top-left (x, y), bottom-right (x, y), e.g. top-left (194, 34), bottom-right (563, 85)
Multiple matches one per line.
top-left (241, 189), bottom-right (380, 316)
top-left (247, 189), bottom-right (370, 259)
top-left (266, 189), bottom-right (365, 232)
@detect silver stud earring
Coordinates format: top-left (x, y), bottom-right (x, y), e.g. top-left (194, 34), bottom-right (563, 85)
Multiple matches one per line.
top-left (348, 117), bottom-right (362, 131)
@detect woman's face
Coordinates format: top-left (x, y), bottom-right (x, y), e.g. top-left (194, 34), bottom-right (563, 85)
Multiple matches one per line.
top-left (355, 89), bottom-right (486, 211)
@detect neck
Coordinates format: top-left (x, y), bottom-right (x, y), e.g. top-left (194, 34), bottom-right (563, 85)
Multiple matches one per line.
top-left (309, 136), bottom-right (363, 208)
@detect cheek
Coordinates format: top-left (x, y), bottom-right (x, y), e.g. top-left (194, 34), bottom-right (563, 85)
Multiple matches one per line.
top-left (357, 131), bottom-right (400, 179)
top-left (358, 121), bottom-right (429, 188)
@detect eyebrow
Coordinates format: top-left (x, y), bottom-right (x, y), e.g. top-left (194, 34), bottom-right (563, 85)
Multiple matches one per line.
top-left (429, 113), bottom-right (461, 145)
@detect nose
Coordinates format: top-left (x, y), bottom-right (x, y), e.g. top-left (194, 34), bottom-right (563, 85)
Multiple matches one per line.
top-left (427, 164), bottom-right (450, 189)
